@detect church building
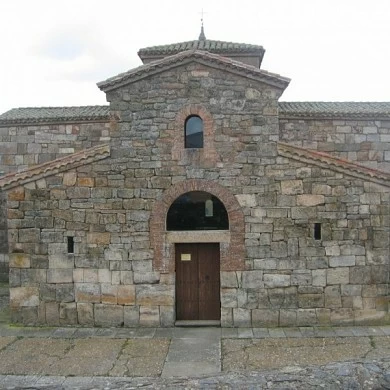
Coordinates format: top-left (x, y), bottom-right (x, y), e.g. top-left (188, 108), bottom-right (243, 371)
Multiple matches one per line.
top-left (0, 28), bottom-right (389, 327)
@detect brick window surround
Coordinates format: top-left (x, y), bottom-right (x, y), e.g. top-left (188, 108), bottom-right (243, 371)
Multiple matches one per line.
top-left (150, 179), bottom-right (245, 273)
top-left (171, 105), bottom-right (219, 166)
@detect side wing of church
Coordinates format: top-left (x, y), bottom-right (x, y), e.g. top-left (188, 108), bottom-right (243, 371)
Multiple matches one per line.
top-left (0, 32), bottom-right (389, 327)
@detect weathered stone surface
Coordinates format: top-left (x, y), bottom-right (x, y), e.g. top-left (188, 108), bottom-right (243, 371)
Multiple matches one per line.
top-left (9, 253), bottom-right (30, 268)
top-left (264, 274), bottom-right (290, 288)
top-left (297, 194), bottom-right (325, 206)
top-left (139, 305), bottom-right (160, 327)
top-left (10, 287), bottom-right (39, 307)
top-left (252, 309), bottom-right (279, 327)
top-left (136, 285), bottom-right (174, 306)
top-left (95, 304), bottom-right (124, 326)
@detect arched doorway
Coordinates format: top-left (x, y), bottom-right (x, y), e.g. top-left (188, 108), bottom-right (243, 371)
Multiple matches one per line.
top-left (167, 191), bottom-right (228, 321)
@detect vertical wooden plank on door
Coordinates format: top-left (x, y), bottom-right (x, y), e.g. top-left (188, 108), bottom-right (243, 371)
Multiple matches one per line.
top-left (198, 243), bottom-right (220, 320)
top-left (175, 243), bottom-right (199, 320)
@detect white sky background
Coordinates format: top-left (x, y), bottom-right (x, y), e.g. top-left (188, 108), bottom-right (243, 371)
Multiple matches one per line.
top-left (0, 0), bottom-right (389, 114)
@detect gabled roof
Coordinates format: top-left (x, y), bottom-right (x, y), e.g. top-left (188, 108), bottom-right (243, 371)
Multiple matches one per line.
top-left (278, 142), bottom-right (390, 187)
top-left (0, 144), bottom-right (110, 190)
top-left (0, 105), bottom-right (110, 126)
top-left (2, 102), bottom-right (390, 127)
top-left (279, 101), bottom-right (390, 119)
top-left (138, 39), bottom-right (265, 61)
top-left (98, 49), bottom-right (290, 92)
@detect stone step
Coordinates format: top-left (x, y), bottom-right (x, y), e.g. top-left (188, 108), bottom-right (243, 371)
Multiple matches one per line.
top-left (175, 320), bottom-right (221, 327)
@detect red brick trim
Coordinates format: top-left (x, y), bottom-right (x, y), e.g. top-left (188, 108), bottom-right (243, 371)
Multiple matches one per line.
top-left (150, 179), bottom-right (245, 273)
top-left (171, 105), bottom-right (219, 166)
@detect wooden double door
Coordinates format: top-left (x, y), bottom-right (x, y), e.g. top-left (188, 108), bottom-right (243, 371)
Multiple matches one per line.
top-left (175, 243), bottom-right (220, 321)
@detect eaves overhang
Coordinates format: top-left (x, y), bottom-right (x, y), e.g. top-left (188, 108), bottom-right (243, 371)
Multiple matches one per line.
top-left (98, 50), bottom-right (290, 93)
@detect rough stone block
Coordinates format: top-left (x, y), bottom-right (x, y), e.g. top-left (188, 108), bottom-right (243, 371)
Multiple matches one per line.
top-left (297, 194), bottom-right (325, 206)
top-left (221, 288), bottom-right (238, 308)
top-left (221, 308), bottom-right (233, 327)
top-left (95, 304), bottom-right (124, 326)
top-left (242, 271), bottom-right (263, 288)
top-left (56, 284), bottom-right (75, 302)
top-left (47, 269), bottom-right (73, 283)
top-left (87, 232), bottom-right (111, 245)
top-left (160, 305), bottom-right (175, 327)
top-left (59, 302), bottom-right (77, 325)
top-left (235, 194), bottom-right (257, 207)
top-left (117, 285), bottom-right (136, 305)
top-left (133, 271), bottom-right (160, 284)
top-left (136, 284), bottom-right (174, 306)
top-left (8, 187), bottom-right (25, 201)
top-left (77, 302), bottom-right (94, 325)
top-left (329, 255), bottom-right (355, 267)
top-left (101, 283), bottom-right (117, 304)
top-left (325, 286), bottom-right (342, 308)
top-left (279, 309), bottom-right (297, 326)
top-left (220, 272), bottom-right (239, 288)
top-left (75, 283), bottom-right (101, 303)
top-left (297, 309), bottom-right (317, 326)
top-left (264, 274), bottom-right (290, 288)
top-left (298, 293), bottom-right (324, 308)
top-left (49, 254), bottom-right (74, 269)
top-left (98, 269), bottom-right (111, 283)
top-left (281, 180), bottom-right (303, 195)
top-left (233, 308), bottom-right (251, 327)
top-left (124, 305), bottom-right (140, 327)
top-left (312, 269), bottom-right (326, 286)
top-left (63, 172), bottom-right (77, 186)
top-left (327, 268), bottom-right (349, 285)
top-left (44, 302), bottom-right (59, 326)
top-left (139, 305), bottom-right (160, 327)
top-left (316, 308), bottom-right (331, 325)
top-left (252, 309), bottom-right (279, 327)
top-left (10, 286), bottom-right (39, 307)
top-left (291, 271), bottom-right (311, 286)
top-left (330, 308), bottom-right (354, 325)
top-left (9, 253), bottom-right (30, 268)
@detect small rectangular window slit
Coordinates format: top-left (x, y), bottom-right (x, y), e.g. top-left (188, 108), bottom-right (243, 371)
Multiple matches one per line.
top-left (67, 237), bottom-right (74, 254)
top-left (314, 223), bottom-right (322, 240)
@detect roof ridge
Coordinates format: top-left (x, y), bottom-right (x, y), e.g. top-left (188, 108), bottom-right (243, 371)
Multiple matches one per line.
top-left (278, 142), bottom-right (390, 186)
top-left (7, 105), bottom-right (109, 109)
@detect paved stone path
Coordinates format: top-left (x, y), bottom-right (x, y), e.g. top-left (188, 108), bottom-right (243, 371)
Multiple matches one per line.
top-left (0, 325), bottom-right (388, 388)
top-left (0, 287), bottom-right (390, 388)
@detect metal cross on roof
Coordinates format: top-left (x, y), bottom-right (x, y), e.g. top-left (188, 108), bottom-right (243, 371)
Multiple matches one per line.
top-left (199, 8), bottom-right (207, 41)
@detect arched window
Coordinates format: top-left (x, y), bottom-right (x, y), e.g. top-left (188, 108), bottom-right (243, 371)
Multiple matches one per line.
top-left (167, 191), bottom-right (229, 231)
top-left (185, 116), bottom-right (203, 148)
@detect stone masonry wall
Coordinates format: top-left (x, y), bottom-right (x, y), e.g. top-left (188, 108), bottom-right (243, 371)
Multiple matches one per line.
top-left (279, 118), bottom-right (390, 171)
top-left (0, 120), bottom-right (111, 282)
top-left (5, 62), bottom-right (390, 327)
top-left (0, 121), bottom-right (111, 175)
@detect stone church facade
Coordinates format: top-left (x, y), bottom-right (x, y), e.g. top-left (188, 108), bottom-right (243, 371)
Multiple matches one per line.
top-left (0, 33), bottom-right (389, 327)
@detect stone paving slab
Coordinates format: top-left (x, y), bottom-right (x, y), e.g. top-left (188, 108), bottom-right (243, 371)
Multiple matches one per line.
top-left (109, 338), bottom-right (170, 377)
top-left (222, 336), bottom-right (390, 372)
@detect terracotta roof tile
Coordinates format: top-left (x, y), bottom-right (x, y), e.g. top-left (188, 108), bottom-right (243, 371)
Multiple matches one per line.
top-left (138, 39), bottom-right (264, 56)
top-left (0, 144), bottom-right (110, 190)
top-left (278, 142), bottom-right (390, 187)
top-left (279, 101), bottom-right (390, 119)
top-left (0, 105), bottom-right (110, 126)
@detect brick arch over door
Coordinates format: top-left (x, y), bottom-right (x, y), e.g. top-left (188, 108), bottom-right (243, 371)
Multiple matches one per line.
top-left (150, 179), bottom-right (245, 273)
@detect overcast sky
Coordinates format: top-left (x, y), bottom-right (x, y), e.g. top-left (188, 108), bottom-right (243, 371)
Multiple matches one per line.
top-left (0, 0), bottom-right (389, 114)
